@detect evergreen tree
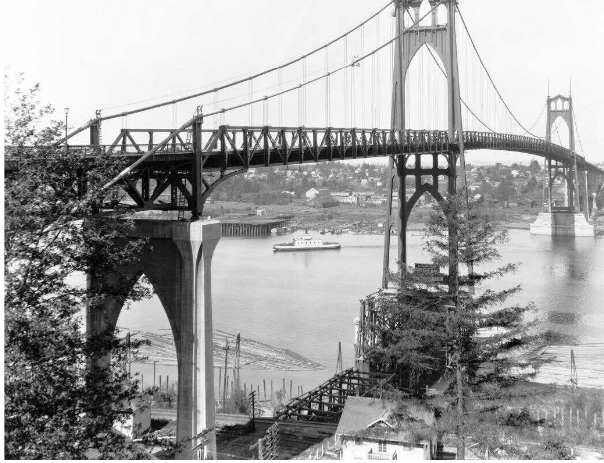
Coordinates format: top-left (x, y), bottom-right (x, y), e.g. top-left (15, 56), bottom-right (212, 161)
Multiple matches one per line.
top-left (366, 191), bottom-right (547, 459)
top-left (5, 73), bottom-right (153, 458)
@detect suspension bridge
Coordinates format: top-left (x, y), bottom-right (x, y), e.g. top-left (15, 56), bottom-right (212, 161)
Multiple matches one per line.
top-left (6, 0), bottom-right (604, 459)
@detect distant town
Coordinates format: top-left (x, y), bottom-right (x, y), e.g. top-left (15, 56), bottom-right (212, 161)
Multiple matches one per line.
top-left (204, 159), bottom-right (604, 234)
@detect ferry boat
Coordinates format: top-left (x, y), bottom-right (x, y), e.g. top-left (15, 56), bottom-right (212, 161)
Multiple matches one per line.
top-left (273, 234), bottom-right (341, 252)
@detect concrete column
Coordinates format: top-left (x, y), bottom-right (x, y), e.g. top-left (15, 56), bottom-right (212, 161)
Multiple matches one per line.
top-left (85, 218), bottom-right (221, 460)
top-left (172, 221), bottom-right (221, 459)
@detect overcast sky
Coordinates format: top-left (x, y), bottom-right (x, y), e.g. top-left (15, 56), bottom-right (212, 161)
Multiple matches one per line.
top-left (4, 0), bottom-right (604, 164)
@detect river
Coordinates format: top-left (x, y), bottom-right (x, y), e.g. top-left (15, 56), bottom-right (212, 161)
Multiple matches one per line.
top-left (118, 228), bottom-right (604, 396)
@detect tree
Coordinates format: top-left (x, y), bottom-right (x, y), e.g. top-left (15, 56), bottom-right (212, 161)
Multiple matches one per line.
top-left (521, 176), bottom-right (538, 194)
top-left (528, 159), bottom-right (542, 174)
top-left (366, 192), bottom-right (546, 459)
top-left (5, 74), bottom-right (153, 459)
top-left (493, 178), bottom-right (516, 201)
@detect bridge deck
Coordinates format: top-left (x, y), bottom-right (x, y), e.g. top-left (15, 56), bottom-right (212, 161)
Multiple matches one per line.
top-left (6, 127), bottom-right (603, 175)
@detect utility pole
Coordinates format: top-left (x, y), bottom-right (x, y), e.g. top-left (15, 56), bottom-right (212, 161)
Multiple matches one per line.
top-left (222, 339), bottom-right (229, 409)
top-left (64, 107), bottom-right (69, 152)
top-left (249, 390), bottom-right (256, 432)
top-left (235, 333), bottom-right (241, 390)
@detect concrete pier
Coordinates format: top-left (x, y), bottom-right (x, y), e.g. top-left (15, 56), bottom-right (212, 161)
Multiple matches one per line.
top-left (87, 219), bottom-right (221, 459)
top-left (529, 212), bottom-right (594, 237)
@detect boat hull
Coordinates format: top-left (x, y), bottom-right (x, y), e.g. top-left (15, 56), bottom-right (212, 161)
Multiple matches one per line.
top-left (273, 243), bottom-right (341, 252)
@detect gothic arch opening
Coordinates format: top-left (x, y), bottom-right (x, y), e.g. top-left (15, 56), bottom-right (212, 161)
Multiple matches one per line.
top-left (550, 116), bottom-right (570, 150)
top-left (405, 44), bottom-right (448, 130)
top-left (550, 171), bottom-right (570, 207)
top-left (404, 7), bottom-right (416, 28)
top-left (436, 4), bottom-right (448, 25)
top-left (116, 273), bottom-right (177, 394)
top-left (419, 0), bottom-right (432, 27)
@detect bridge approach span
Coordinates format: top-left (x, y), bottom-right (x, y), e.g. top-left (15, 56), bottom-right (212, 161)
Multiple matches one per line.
top-left (8, 127), bottom-right (601, 174)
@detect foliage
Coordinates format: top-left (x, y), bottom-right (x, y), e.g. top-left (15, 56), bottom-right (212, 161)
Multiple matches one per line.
top-left (365, 191), bottom-right (550, 457)
top-left (528, 159), bottom-right (542, 174)
top-left (493, 178), bottom-right (517, 201)
top-left (4, 73), bottom-right (153, 459)
top-left (218, 387), bottom-right (255, 415)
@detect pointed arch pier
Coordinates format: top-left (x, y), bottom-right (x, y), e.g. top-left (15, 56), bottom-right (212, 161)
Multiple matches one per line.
top-left (86, 219), bottom-right (221, 459)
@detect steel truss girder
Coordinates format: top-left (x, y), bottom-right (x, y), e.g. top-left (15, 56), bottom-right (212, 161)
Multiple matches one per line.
top-left (114, 160), bottom-right (246, 212)
top-left (44, 127), bottom-right (602, 174)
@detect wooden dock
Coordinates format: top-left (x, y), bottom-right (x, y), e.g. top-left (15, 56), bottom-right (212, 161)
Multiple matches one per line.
top-left (221, 216), bottom-right (292, 236)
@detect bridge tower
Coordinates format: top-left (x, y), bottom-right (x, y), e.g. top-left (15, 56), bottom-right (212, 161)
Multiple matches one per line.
top-left (544, 94), bottom-right (584, 214)
top-left (382, 0), bottom-right (466, 287)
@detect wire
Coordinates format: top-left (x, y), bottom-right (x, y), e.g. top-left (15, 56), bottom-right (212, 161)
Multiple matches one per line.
top-left (524, 101), bottom-right (547, 137)
top-left (572, 108), bottom-right (586, 157)
top-left (104, 1), bottom-right (444, 188)
top-left (456, 5), bottom-right (539, 138)
top-left (423, 45), bottom-right (496, 133)
top-left (57, 1), bottom-right (395, 145)
top-left (98, 1), bottom-right (394, 117)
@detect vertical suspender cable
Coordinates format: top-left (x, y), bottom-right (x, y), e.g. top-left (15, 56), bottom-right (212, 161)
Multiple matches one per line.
top-left (213, 91), bottom-right (218, 128)
top-left (298, 80), bottom-right (302, 127)
top-left (302, 57), bottom-right (307, 125)
top-left (361, 24), bottom-right (365, 128)
top-left (344, 36), bottom-right (349, 127)
top-left (375, 13), bottom-right (380, 128)
top-left (249, 80), bottom-right (254, 125)
top-left (371, 51), bottom-right (375, 128)
top-left (278, 68), bottom-right (283, 126)
top-left (351, 59), bottom-right (356, 127)
top-left (390, 13), bottom-right (394, 131)
top-left (325, 47), bottom-right (330, 127)
top-left (419, 44), bottom-right (424, 129)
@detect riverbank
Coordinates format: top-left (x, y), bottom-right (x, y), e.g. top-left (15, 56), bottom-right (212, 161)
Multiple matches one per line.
top-left (203, 200), bottom-right (566, 234)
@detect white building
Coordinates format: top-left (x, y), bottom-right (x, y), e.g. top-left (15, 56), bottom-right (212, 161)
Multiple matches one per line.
top-left (113, 399), bottom-right (151, 440)
top-left (336, 397), bottom-right (436, 460)
top-left (305, 188), bottom-right (320, 199)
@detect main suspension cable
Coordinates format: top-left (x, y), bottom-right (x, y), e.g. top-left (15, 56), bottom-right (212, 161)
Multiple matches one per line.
top-left (58, 1), bottom-right (395, 144)
top-left (424, 45), bottom-right (496, 133)
top-left (104, 1), bottom-right (444, 189)
top-left (456, 5), bottom-right (539, 138)
top-left (98, 1), bottom-right (394, 120)
top-left (572, 107), bottom-right (586, 157)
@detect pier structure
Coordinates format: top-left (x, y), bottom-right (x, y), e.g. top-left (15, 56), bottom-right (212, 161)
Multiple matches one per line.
top-left (531, 95), bottom-right (600, 236)
top-left (87, 219), bottom-right (221, 459)
top-left (221, 217), bottom-right (291, 237)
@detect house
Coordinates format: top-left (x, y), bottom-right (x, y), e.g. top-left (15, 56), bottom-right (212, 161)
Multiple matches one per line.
top-left (336, 397), bottom-right (437, 460)
top-left (305, 188), bottom-right (320, 199)
top-left (113, 399), bottom-right (151, 440)
top-left (307, 192), bottom-right (339, 208)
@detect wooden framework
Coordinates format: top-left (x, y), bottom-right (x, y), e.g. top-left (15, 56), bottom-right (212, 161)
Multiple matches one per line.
top-left (273, 368), bottom-right (394, 423)
top-left (254, 421), bottom-right (279, 460)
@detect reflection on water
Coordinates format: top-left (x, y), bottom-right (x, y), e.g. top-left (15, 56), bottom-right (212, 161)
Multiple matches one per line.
top-left (118, 229), bottom-right (604, 391)
top-left (547, 311), bottom-right (583, 325)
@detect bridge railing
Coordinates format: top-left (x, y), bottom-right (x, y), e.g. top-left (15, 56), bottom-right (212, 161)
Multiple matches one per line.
top-left (6, 128), bottom-right (602, 174)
